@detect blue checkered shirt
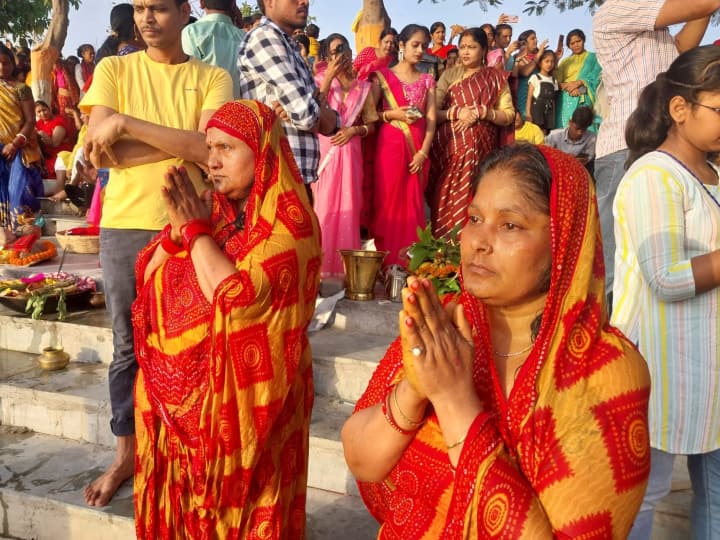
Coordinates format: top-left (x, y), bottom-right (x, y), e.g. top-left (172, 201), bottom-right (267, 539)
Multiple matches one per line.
top-left (238, 17), bottom-right (320, 183)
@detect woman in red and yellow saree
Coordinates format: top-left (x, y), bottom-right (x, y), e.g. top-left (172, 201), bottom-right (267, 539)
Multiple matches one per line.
top-left (132, 100), bottom-right (321, 540)
top-left (429, 28), bottom-right (515, 240)
top-left (342, 144), bottom-right (651, 539)
top-left (372, 24), bottom-right (436, 267)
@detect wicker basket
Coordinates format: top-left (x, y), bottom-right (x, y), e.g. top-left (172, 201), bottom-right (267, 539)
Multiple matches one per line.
top-left (55, 230), bottom-right (100, 254)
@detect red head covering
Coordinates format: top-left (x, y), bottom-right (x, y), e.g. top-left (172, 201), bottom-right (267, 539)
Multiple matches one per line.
top-left (205, 100), bottom-right (262, 155)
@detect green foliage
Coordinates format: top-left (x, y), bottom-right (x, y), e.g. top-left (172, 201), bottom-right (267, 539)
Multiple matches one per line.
top-left (239, 1), bottom-right (256, 17)
top-left (407, 224), bottom-right (462, 296)
top-left (0, 0), bottom-right (81, 47)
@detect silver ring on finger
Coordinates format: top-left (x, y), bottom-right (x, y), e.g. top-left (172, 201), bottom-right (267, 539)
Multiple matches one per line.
top-left (410, 345), bottom-right (425, 357)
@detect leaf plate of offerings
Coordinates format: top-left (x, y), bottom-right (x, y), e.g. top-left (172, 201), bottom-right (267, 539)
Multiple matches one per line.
top-left (0, 272), bottom-right (97, 320)
top-left (405, 224), bottom-right (461, 296)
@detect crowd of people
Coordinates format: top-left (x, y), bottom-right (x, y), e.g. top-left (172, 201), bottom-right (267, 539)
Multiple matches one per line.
top-left (3, 0), bottom-right (720, 538)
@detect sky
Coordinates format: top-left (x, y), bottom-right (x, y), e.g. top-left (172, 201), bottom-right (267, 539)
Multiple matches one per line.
top-left (60, 0), bottom-right (597, 58)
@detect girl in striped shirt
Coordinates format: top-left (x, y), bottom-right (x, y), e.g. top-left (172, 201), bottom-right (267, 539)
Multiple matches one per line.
top-left (612, 45), bottom-right (720, 540)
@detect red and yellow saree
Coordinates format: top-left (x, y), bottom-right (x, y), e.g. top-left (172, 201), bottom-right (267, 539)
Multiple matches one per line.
top-left (132, 101), bottom-right (322, 539)
top-left (355, 146), bottom-right (651, 538)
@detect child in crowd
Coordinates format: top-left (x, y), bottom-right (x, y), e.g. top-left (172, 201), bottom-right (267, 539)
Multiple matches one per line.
top-left (306, 23), bottom-right (320, 66)
top-left (75, 44), bottom-right (95, 96)
top-left (513, 111), bottom-right (544, 144)
top-left (611, 44), bottom-right (720, 540)
top-left (544, 105), bottom-right (596, 172)
top-left (526, 49), bottom-right (559, 132)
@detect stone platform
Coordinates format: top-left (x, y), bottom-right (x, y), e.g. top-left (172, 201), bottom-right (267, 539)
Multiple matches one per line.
top-left (0, 248), bottom-right (693, 539)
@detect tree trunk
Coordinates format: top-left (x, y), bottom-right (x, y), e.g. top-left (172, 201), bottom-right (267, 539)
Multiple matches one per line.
top-left (31, 0), bottom-right (70, 107)
top-left (353, 0), bottom-right (391, 53)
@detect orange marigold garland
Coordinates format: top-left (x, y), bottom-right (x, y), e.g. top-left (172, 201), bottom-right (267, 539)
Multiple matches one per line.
top-left (7, 240), bottom-right (57, 266)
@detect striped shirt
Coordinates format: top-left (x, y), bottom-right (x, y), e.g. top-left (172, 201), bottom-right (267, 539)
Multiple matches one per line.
top-left (612, 151), bottom-right (720, 453)
top-left (238, 17), bottom-right (320, 183)
top-left (592, 0), bottom-right (678, 158)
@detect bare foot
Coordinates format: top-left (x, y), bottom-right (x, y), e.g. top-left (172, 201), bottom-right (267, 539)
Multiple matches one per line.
top-left (84, 435), bottom-right (134, 507)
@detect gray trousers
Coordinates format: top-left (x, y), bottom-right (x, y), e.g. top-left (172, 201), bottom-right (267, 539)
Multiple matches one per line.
top-left (100, 228), bottom-right (156, 437)
top-left (593, 148), bottom-right (628, 308)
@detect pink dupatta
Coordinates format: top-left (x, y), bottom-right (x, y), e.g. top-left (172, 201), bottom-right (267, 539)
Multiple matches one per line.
top-left (312, 71), bottom-right (371, 276)
top-left (372, 67), bottom-right (433, 266)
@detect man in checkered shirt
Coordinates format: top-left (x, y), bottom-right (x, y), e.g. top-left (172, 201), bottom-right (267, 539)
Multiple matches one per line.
top-left (238, 0), bottom-right (340, 185)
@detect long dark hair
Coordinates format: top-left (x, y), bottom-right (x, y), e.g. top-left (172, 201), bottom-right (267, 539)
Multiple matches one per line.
top-left (566, 28), bottom-right (585, 47)
top-left (430, 22), bottom-right (445, 35)
top-left (473, 143), bottom-right (552, 215)
top-left (625, 45), bottom-right (720, 167)
top-left (319, 33), bottom-right (350, 62)
top-left (96, 3), bottom-right (136, 62)
top-left (399, 24), bottom-right (430, 48)
top-left (0, 43), bottom-right (17, 77)
top-left (459, 28), bottom-right (488, 64)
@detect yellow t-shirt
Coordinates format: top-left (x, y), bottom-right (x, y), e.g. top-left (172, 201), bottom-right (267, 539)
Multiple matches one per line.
top-left (80, 52), bottom-right (233, 230)
top-left (515, 121), bottom-right (545, 145)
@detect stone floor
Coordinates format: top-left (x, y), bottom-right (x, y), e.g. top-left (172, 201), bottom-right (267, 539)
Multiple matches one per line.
top-left (0, 256), bottom-right (695, 539)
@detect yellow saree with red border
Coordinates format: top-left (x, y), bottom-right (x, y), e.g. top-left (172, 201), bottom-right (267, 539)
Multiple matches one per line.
top-left (132, 101), bottom-right (322, 539)
top-left (355, 146), bottom-right (651, 539)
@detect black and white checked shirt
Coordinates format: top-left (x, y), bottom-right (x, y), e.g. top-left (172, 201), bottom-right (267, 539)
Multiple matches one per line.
top-left (238, 17), bottom-right (320, 184)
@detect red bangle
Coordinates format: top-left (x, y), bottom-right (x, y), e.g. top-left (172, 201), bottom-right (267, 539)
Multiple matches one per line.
top-left (180, 219), bottom-right (212, 252)
top-left (160, 226), bottom-right (183, 256)
top-left (382, 388), bottom-right (417, 436)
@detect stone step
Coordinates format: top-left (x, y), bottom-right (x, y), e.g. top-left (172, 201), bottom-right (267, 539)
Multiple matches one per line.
top-left (42, 214), bottom-right (89, 236)
top-left (0, 427), bottom-right (378, 540)
top-left (38, 196), bottom-right (81, 217)
top-left (0, 310), bottom-right (390, 404)
top-left (311, 328), bottom-right (388, 403)
top-left (0, 351), bottom-right (359, 496)
top-left (333, 297), bottom-right (400, 338)
top-left (0, 308), bottom-right (112, 364)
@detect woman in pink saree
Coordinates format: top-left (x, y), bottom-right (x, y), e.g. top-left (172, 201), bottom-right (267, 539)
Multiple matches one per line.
top-left (372, 24), bottom-right (437, 267)
top-left (313, 34), bottom-right (378, 277)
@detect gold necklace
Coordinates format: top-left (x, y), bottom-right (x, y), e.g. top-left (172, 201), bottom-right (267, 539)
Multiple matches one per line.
top-left (492, 342), bottom-right (533, 358)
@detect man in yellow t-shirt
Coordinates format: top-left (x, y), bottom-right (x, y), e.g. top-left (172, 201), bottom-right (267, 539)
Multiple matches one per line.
top-left (79, 0), bottom-right (232, 509)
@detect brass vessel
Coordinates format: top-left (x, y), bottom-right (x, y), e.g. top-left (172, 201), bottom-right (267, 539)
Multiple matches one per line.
top-left (339, 249), bottom-right (388, 301)
top-left (39, 346), bottom-right (70, 371)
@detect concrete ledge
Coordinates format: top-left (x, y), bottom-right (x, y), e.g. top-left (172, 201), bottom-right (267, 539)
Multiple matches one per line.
top-left (310, 328), bottom-right (391, 403)
top-left (0, 428), bottom-right (376, 540)
top-left (0, 312), bottom-right (112, 364)
top-left (0, 356), bottom-right (357, 495)
top-left (333, 298), bottom-right (400, 338)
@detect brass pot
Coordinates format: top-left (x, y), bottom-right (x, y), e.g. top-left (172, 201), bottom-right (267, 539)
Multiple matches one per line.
top-left (339, 249), bottom-right (388, 301)
top-left (39, 346), bottom-right (70, 371)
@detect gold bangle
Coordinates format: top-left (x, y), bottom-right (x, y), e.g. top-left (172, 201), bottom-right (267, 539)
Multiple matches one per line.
top-left (392, 385), bottom-right (425, 427)
top-left (489, 109), bottom-right (495, 122)
top-left (360, 125), bottom-right (369, 137)
top-left (446, 433), bottom-right (467, 450)
top-left (417, 149), bottom-right (428, 159)
top-left (382, 111), bottom-right (389, 123)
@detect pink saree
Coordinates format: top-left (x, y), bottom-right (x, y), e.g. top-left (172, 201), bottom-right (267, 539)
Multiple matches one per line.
top-left (372, 67), bottom-right (434, 266)
top-left (312, 72), bottom-right (371, 277)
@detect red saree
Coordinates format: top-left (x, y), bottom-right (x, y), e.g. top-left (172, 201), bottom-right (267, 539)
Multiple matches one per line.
top-left (132, 101), bottom-right (322, 539)
top-left (372, 67), bottom-right (435, 266)
top-left (428, 67), bottom-right (510, 239)
top-left (355, 147), bottom-right (651, 538)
